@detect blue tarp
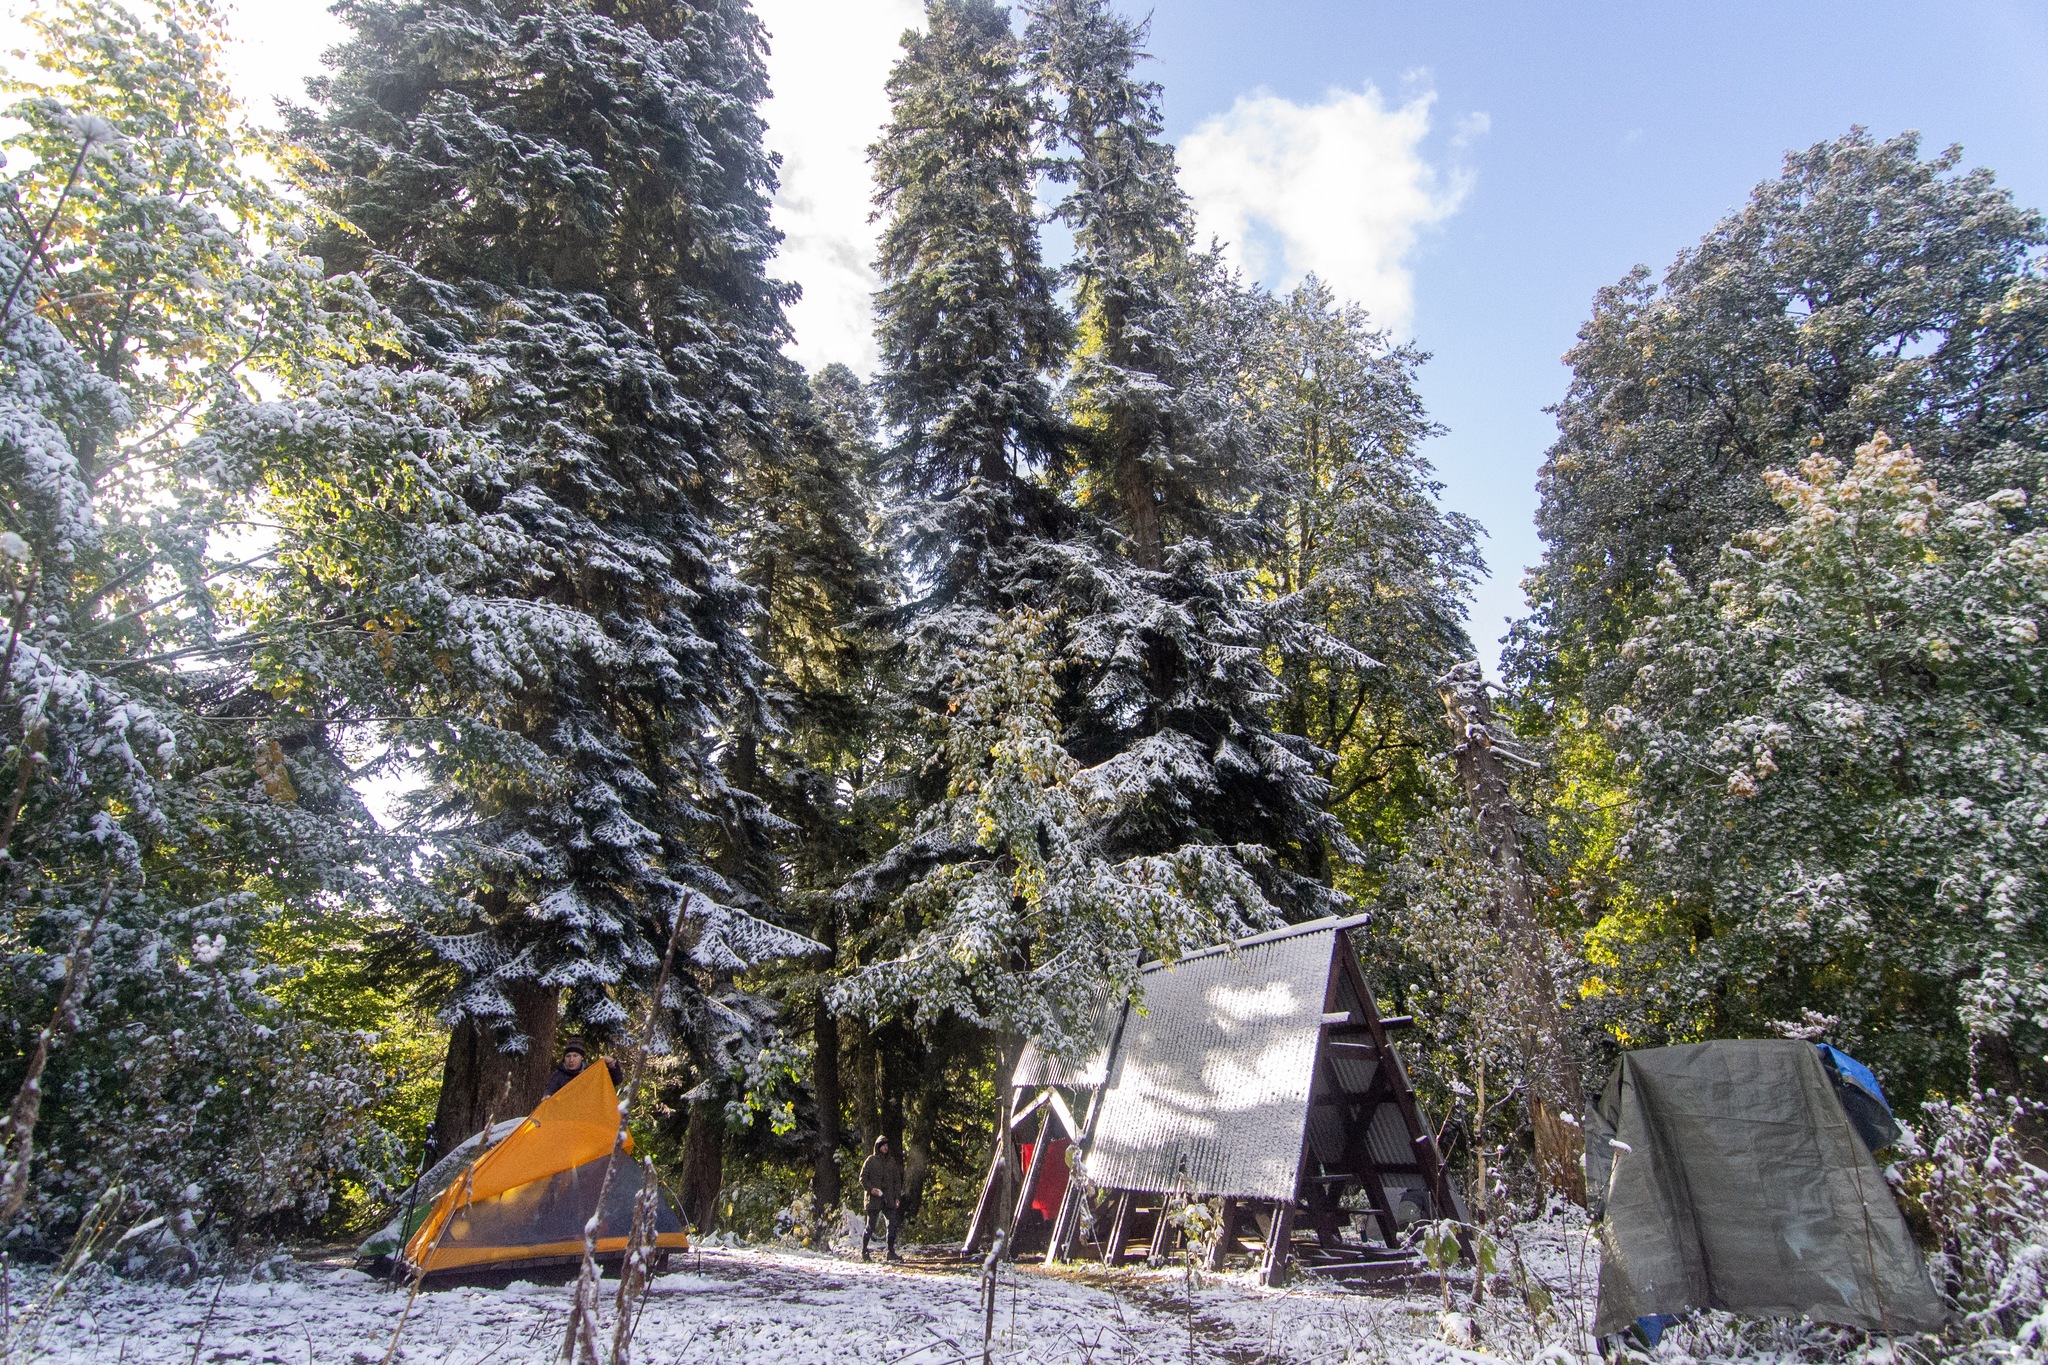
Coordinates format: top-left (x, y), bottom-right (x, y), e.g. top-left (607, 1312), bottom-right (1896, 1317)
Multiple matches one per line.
top-left (1816, 1043), bottom-right (1902, 1152)
top-left (1817, 1044), bottom-right (1889, 1109)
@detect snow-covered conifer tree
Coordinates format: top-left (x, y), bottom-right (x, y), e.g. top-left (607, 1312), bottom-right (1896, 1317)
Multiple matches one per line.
top-left (872, 0), bottom-right (1067, 614)
top-left (290, 0), bottom-right (818, 1153)
top-left (1027, 0), bottom-right (1343, 909)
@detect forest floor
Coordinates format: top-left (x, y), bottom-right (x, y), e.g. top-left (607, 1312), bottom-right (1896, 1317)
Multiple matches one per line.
top-left (8, 1218), bottom-right (1619, 1365)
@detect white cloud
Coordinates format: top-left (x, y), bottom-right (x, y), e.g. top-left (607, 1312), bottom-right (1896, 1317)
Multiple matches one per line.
top-left (1178, 84), bottom-right (1474, 335)
top-left (754, 0), bottom-right (924, 375)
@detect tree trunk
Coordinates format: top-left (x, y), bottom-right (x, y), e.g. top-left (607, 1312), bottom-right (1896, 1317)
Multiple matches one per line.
top-left (430, 976), bottom-right (560, 1156)
top-left (1440, 665), bottom-right (1588, 1205)
top-left (851, 1021), bottom-right (880, 1156)
top-left (679, 1094), bottom-right (724, 1232)
top-left (879, 1031), bottom-right (906, 1155)
top-left (812, 998), bottom-right (843, 1227)
top-left (901, 1054), bottom-right (941, 1225)
top-left (989, 1034), bottom-right (1025, 1257)
top-left (1974, 1029), bottom-right (2026, 1095)
top-left (1116, 454), bottom-right (1162, 572)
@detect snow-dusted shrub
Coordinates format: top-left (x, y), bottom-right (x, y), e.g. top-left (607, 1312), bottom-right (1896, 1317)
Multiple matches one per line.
top-left (9, 921), bottom-right (406, 1252)
top-left (1895, 1093), bottom-right (2048, 1356)
top-left (1602, 434), bottom-right (2048, 1103)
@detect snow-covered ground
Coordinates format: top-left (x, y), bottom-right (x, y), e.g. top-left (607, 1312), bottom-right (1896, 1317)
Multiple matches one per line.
top-left (4, 1224), bottom-right (1606, 1365)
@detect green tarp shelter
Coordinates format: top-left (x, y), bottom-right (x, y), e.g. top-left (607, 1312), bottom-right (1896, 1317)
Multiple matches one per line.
top-left (1586, 1040), bottom-right (1947, 1336)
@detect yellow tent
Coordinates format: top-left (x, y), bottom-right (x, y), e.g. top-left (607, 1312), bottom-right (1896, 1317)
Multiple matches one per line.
top-left (402, 1064), bottom-right (689, 1276)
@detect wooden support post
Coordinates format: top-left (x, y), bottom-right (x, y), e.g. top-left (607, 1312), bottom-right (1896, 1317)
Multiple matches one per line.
top-left (1105, 1191), bottom-right (1134, 1267)
top-left (1339, 944), bottom-right (1475, 1263)
top-left (1305, 1177), bottom-right (1344, 1248)
top-left (1206, 1199), bottom-right (1240, 1270)
top-left (1007, 1107), bottom-right (1052, 1250)
top-left (1355, 1161), bottom-right (1402, 1249)
top-left (1259, 1203), bottom-right (1295, 1288)
top-left (960, 1121), bottom-right (1009, 1254)
top-left (1046, 1176), bottom-right (1083, 1265)
top-left (1146, 1195), bottom-right (1175, 1263)
top-left (1046, 1084), bottom-right (1105, 1266)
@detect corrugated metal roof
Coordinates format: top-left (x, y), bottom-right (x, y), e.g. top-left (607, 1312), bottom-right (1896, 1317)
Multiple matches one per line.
top-left (1081, 922), bottom-right (1341, 1201)
top-left (1012, 993), bottom-right (1123, 1088)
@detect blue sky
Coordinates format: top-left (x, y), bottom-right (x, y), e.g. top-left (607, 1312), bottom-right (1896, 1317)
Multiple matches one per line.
top-left (1139, 0), bottom-right (2048, 669)
top-left (23, 0), bottom-right (2043, 671)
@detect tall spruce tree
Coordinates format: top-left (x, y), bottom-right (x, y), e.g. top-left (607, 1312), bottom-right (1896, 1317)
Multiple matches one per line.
top-left (844, 3), bottom-right (1346, 1182)
top-left (844, 0), bottom-right (1070, 1231)
top-left (871, 0), bottom-right (1066, 615)
top-left (1028, 0), bottom-right (1342, 907)
top-left (726, 362), bottom-right (895, 1226)
top-left (290, 0), bottom-right (818, 1154)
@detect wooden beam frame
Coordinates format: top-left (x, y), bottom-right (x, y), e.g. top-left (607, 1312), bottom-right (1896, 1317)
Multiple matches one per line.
top-left (1006, 1106), bottom-right (1054, 1249)
top-left (1335, 937), bottom-right (1473, 1261)
top-left (1259, 1202), bottom-right (1295, 1288)
top-left (1206, 1198), bottom-right (1241, 1270)
top-left (1045, 1082), bottom-right (1106, 1264)
top-left (1104, 1190), bottom-right (1135, 1267)
top-left (961, 1087), bottom-right (1024, 1254)
top-left (1146, 1195), bottom-right (1175, 1263)
top-left (997, 920), bottom-right (1474, 1279)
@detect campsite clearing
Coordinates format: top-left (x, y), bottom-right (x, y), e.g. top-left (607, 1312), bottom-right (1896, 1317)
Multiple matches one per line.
top-left (8, 1224), bottom-right (1603, 1365)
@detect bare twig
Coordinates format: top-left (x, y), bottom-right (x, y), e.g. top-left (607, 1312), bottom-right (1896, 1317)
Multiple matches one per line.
top-left (0, 885), bottom-right (110, 1220)
top-left (604, 1159), bottom-right (664, 1365)
top-left (979, 1226), bottom-right (1007, 1365)
top-left (382, 1096), bottom-right (506, 1365)
top-left (12, 1183), bottom-right (124, 1358)
top-left (0, 133), bottom-right (96, 331)
top-left (562, 891), bottom-right (696, 1364)
top-left (185, 1271), bottom-right (228, 1365)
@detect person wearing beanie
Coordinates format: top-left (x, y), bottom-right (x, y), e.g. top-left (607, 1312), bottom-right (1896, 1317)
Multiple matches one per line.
top-left (543, 1036), bottom-right (621, 1098)
top-left (859, 1135), bottom-right (904, 1262)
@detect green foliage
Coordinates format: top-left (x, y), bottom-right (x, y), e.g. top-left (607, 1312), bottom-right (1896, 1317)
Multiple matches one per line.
top-left (1251, 279), bottom-right (1482, 888)
top-left (1599, 435), bottom-right (2048, 1099)
top-left (0, 0), bottom-right (407, 1249)
top-left (1519, 128), bottom-right (2048, 710)
top-left (838, 609), bottom-right (1275, 1048)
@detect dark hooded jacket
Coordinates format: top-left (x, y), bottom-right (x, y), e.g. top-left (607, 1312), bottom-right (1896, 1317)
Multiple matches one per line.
top-left (543, 1056), bottom-right (622, 1098)
top-left (860, 1148), bottom-right (903, 1213)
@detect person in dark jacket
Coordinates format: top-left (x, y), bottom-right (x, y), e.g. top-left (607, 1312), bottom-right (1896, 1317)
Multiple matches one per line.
top-left (859, 1135), bottom-right (904, 1262)
top-left (543, 1036), bottom-right (621, 1098)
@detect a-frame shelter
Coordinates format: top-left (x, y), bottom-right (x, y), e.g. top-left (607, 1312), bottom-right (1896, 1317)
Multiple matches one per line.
top-left (963, 915), bottom-right (1465, 1286)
